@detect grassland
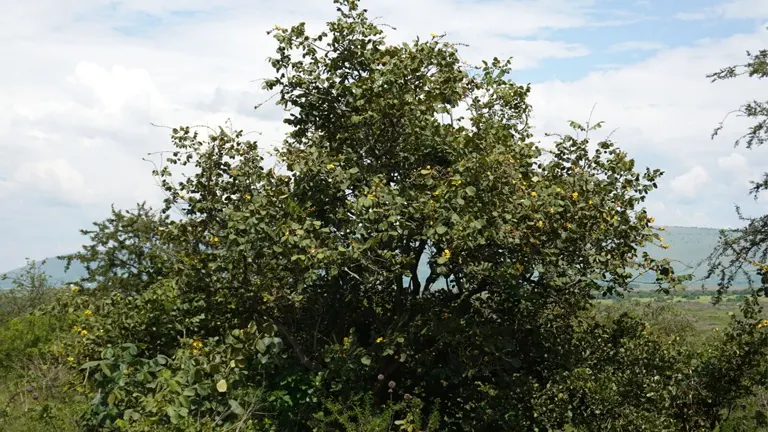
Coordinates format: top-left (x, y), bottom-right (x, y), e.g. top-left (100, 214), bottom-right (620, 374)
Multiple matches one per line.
top-left (597, 289), bottom-right (768, 334)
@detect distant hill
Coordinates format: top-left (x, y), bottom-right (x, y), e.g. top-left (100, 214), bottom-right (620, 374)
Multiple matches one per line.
top-left (0, 226), bottom-right (754, 290)
top-left (0, 257), bottom-right (88, 289)
top-left (634, 225), bottom-right (751, 288)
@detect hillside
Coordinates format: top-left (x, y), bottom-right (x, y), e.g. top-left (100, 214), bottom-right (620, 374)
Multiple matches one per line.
top-left (634, 225), bottom-right (751, 288)
top-left (0, 257), bottom-right (87, 289)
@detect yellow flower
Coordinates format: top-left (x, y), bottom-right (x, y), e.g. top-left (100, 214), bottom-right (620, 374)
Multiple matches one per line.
top-left (565, 223), bottom-right (572, 229)
top-left (571, 192), bottom-right (578, 200)
top-left (72, 325), bottom-right (81, 333)
top-left (530, 191), bottom-right (537, 197)
top-left (430, 33), bottom-right (438, 38)
top-left (191, 339), bottom-right (203, 349)
top-left (376, 337), bottom-right (384, 343)
top-left (451, 179), bottom-right (462, 185)
top-left (660, 244), bottom-right (670, 249)
top-left (80, 330), bottom-right (88, 336)
top-left (327, 163), bottom-right (335, 170)
top-left (758, 319), bottom-right (768, 329)
top-left (244, 193), bottom-right (251, 200)
top-left (231, 169), bottom-right (239, 175)
top-left (588, 199), bottom-right (593, 205)
top-left (83, 310), bottom-right (93, 317)
top-left (70, 285), bottom-right (79, 292)
top-left (67, 356), bottom-right (74, 362)
top-left (211, 236), bottom-right (219, 244)
top-left (343, 337), bottom-right (350, 345)
top-left (536, 220), bottom-right (543, 228)
top-left (648, 217), bottom-right (655, 224)
top-left (441, 249), bottom-right (451, 259)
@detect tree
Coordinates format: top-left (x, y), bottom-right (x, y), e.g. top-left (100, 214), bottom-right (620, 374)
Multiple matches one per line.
top-left (704, 32), bottom-right (768, 295)
top-left (53, 2), bottom-right (768, 430)
top-left (0, 259), bottom-right (55, 318)
top-left (60, 202), bottom-right (172, 296)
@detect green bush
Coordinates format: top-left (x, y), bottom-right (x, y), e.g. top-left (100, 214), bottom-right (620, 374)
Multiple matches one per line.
top-left (0, 315), bottom-right (60, 372)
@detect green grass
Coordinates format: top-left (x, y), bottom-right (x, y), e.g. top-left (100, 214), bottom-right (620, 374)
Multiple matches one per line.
top-left (597, 293), bottom-right (768, 334)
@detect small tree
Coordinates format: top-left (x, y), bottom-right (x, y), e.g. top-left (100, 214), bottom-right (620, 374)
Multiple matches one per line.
top-left (704, 35), bottom-right (768, 295)
top-left (0, 259), bottom-right (55, 318)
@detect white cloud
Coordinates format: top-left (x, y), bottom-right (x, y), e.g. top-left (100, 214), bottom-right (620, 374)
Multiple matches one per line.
top-left (69, 61), bottom-right (170, 115)
top-left (718, 152), bottom-right (749, 172)
top-left (675, 0), bottom-right (768, 20)
top-left (669, 166), bottom-right (710, 198)
top-left (13, 159), bottom-right (94, 203)
top-left (527, 26), bottom-right (768, 172)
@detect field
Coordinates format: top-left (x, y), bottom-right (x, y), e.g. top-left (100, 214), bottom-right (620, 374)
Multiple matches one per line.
top-left (597, 289), bottom-right (768, 334)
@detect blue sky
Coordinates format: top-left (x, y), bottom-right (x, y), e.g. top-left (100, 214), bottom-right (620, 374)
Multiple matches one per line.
top-left (512, 0), bottom-right (767, 82)
top-left (0, 0), bottom-right (767, 271)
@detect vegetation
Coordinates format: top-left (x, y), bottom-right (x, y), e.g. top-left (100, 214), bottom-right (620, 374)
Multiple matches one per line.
top-left (0, 261), bottom-right (87, 431)
top-left (2, 3), bottom-right (768, 431)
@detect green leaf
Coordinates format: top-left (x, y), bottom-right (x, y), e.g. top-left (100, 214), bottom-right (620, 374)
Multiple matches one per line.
top-left (436, 225), bottom-right (447, 234)
top-left (360, 356), bottom-right (372, 365)
top-left (229, 399), bottom-right (245, 415)
top-left (167, 407), bottom-right (179, 424)
top-left (179, 394), bottom-right (191, 408)
top-left (80, 361), bottom-right (101, 369)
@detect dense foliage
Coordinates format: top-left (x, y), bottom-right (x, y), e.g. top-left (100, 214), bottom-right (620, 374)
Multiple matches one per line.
top-left (3, 3), bottom-right (768, 431)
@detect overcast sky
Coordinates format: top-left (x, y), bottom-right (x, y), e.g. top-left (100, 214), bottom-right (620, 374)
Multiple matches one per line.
top-left (1, 0), bottom-right (767, 270)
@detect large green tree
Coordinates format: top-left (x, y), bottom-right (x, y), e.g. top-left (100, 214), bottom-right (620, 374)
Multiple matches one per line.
top-left (52, 2), bottom-right (768, 431)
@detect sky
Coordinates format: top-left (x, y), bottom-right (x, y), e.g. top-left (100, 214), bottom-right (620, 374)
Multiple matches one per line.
top-left (0, 0), bottom-right (767, 271)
